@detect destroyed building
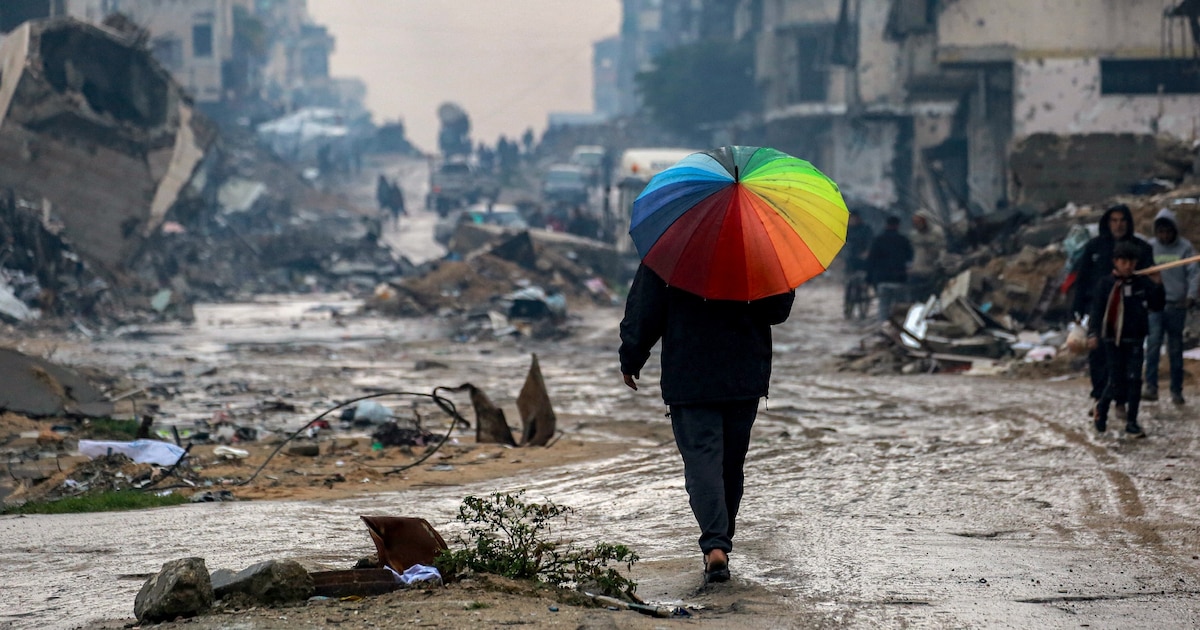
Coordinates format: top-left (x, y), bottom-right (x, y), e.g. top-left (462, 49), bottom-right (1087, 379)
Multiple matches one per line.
top-left (725, 0), bottom-right (1200, 222)
top-left (0, 17), bottom-right (398, 323)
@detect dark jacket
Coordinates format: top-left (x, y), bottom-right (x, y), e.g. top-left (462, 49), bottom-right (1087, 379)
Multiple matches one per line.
top-left (618, 264), bottom-right (794, 405)
top-left (1071, 205), bottom-right (1154, 317)
top-left (844, 222), bottom-right (873, 272)
top-left (1087, 273), bottom-right (1165, 342)
top-left (865, 228), bottom-right (913, 285)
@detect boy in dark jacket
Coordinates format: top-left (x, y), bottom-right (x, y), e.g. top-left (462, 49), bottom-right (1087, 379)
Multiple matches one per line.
top-left (1072, 203), bottom-right (1154, 411)
top-left (619, 263), bottom-right (794, 584)
top-left (1087, 241), bottom-right (1165, 436)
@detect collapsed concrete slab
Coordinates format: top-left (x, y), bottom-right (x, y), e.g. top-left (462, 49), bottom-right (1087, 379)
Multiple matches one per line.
top-left (0, 17), bottom-right (212, 281)
top-left (0, 347), bottom-right (112, 417)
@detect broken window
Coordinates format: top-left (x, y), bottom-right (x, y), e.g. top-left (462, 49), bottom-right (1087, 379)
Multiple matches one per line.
top-left (151, 35), bottom-right (182, 70)
top-left (1100, 59), bottom-right (1200, 95)
top-left (0, 0), bottom-right (50, 33)
top-left (39, 26), bottom-right (169, 127)
top-left (792, 25), bottom-right (832, 103)
top-left (885, 0), bottom-right (936, 40)
top-left (192, 22), bottom-right (213, 58)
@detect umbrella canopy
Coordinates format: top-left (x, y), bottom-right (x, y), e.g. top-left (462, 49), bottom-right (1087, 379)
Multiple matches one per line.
top-left (630, 145), bottom-right (849, 301)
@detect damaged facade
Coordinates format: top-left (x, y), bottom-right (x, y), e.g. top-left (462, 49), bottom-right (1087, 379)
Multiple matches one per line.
top-left (0, 16), bottom-right (398, 322)
top-left (0, 17), bottom-right (211, 291)
top-left (732, 0), bottom-right (1200, 219)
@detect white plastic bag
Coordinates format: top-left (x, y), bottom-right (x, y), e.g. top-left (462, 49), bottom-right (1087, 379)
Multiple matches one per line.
top-left (1065, 318), bottom-right (1088, 354)
top-left (78, 439), bottom-right (186, 466)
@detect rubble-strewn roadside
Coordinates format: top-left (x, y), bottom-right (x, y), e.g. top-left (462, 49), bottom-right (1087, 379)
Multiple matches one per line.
top-left (837, 183), bottom-right (1200, 378)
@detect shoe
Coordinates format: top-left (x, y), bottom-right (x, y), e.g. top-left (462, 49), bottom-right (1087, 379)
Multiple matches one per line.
top-left (1171, 392), bottom-right (1185, 406)
top-left (1125, 422), bottom-right (1145, 437)
top-left (703, 550), bottom-right (730, 584)
top-left (1142, 387), bottom-right (1158, 402)
top-left (1092, 402), bottom-right (1107, 433)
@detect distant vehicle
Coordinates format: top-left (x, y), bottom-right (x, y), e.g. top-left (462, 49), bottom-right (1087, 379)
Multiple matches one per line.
top-left (609, 148), bottom-right (699, 253)
top-left (426, 158), bottom-right (477, 216)
top-left (434, 203), bottom-right (528, 245)
top-left (541, 164), bottom-right (589, 207)
top-left (569, 145), bottom-right (606, 186)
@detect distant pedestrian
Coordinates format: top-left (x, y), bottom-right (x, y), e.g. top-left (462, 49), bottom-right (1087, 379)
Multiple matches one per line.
top-left (843, 210), bottom-right (873, 274)
top-left (865, 215), bottom-right (913, 323)
top-left (908, 209), bottom-right (945, 301)
top-left (1143, 208), bottom-right (1198, 405)
top-left (1071, 204), bottom-right (1153, 415)
top-left (376, 175), bottom-right (391, 212)
top-left (1087, 241), bottom-right (1164, 436)
top-left (619, 263), bottom-right (794, 584)
top-left (389, 180), bottom-right (407, 220)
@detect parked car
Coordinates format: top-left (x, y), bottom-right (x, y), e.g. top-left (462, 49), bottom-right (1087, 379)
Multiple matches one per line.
top-left (569, 145), bottom-right (607, 186)
top-left (434, 203), bottom-right (528, 245)
top-left (541, 164), bottom-right (589, 207)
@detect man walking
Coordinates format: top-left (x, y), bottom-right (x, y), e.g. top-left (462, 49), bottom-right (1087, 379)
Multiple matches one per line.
top-left (1071, 203), bottom-right (1153, 414)
top-left (1143, 208), bottom-right (1198, 405)
top-left (619, 263), bottom-right (794, 584)
top-left (866, 215), bottom-right (914, 323)
top-left (908, 209), bottom-right (946, 302)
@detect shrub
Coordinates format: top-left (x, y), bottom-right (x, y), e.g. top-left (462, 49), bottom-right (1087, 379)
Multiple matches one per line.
top-left (434, 491), bottom-right (639, 598)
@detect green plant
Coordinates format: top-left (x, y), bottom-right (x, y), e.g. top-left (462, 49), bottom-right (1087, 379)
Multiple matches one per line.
top-left (434, 492), bottom-right (639, 598)
top-left (2, 490), bottom-right (188, 515)
top-left (82, 418), bottom-right (142, 440)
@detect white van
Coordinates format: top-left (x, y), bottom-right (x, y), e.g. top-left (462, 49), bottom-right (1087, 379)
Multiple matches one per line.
top-left (607, 148), bottom-right (700, 254)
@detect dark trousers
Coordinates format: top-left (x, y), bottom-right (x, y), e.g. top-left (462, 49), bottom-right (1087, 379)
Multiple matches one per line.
top-left (670, 399), bottom-right (759, 555)
top-left (1088, 345), bottom-right (1125, 404)
top-left (1145, 307), bottom-right (1187, 395)
top-left (1097, 340), bottom-right (1145, 425)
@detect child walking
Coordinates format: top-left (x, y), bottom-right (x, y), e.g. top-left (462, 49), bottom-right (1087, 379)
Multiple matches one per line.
top-left (1087, 241), bottom-right (1165, 435)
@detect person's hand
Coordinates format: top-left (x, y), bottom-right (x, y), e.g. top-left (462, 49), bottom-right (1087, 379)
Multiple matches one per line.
top-left (622, 373), bottom-right (639, 391)
top-left (1087, 336), bottom-right (1098, 350)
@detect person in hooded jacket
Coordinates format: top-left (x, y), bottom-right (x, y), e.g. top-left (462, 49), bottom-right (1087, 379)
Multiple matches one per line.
top-left (1087, 241), bottom-right (1164, 436)
top-left (908, 209), bottom-right (946, 302)
top-left (1070, 203), bottom-right (1154, 412)
top-left (1142, 208), bottom-right (1198, 405)
top-left (619, 263), bottom-right (794, 585)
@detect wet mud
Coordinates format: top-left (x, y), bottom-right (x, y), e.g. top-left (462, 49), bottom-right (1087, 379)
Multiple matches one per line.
top-left (4, 240), bottom-right (1200, 627)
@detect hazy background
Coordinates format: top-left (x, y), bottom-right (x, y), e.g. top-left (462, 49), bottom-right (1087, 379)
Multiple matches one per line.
top-left (307, 0), bottom-right (621, 153)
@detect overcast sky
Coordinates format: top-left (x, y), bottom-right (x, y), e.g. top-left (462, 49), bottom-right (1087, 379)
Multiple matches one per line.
top-left (306, 0), bottom-right (621, 153)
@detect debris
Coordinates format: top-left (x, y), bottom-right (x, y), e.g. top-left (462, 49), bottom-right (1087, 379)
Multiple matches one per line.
top-left (386, 563), bottom-right (443, 586)
top-left (78, 439), bottom-right (185, 466)
top-left (517, 354), bottom-right (557, 447)
top-left (445, 384), bottom-right (515, 446)
top-left (0, 348), bottom-right (113, 418)
top-left (359, 516), bottom-right (449, 572)
top-left (310, 569), bottom-right (398, 598)
top-left (212, 446), bottom-right (250, 460)
top-left (191, 490), bottom-right (236, 502)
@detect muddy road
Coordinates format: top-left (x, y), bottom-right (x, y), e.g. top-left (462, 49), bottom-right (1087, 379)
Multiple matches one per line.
top-left (4, 281), bottom-right (1199, 628)
top-left (4, 157), bottom-right (1200, 628)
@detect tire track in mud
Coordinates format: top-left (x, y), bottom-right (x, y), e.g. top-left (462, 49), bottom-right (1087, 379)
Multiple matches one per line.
top-left (1024, 409), bottom-right (1156, 545)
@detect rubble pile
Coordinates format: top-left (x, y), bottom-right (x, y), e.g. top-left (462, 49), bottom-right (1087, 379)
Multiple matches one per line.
top-left (369, 229), bottom-right (618, 339)
top-left (0, 17), bottom-right (400, 326)
top-left (839, 183), bottom-right (1200, 376)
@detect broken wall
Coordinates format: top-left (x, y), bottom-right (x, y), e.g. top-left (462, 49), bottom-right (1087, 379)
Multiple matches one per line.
top-left (0, 18), bottom-right (211, 282)
top-left (1013, 57), bottom-right (1200, 141)
top-left (1010, 133), bottom-right (1164, 210)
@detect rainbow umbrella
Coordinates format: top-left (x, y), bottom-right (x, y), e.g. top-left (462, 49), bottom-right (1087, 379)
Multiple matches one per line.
top-left (630, 145), bottom-right (849, 301)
